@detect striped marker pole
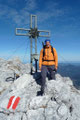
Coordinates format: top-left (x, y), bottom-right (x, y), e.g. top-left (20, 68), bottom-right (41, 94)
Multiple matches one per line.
top-left (7, 96), bottom-right (20, 110)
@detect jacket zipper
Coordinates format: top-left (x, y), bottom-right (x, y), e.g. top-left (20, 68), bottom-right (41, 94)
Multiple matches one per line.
top-left (47, 48), bottom-right (49, 65)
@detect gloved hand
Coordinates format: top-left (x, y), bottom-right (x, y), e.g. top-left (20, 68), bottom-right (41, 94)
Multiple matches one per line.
top-left (53, 68), bottom-right (57, 72)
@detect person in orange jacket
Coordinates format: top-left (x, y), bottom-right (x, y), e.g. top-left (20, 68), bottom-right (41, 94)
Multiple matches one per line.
top-left (39, 39), bottom-right (58, 95)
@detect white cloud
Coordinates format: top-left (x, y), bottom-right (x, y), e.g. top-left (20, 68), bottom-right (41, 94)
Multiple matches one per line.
top-left (24, 0), bottom-right (37, 11)
top-left (0, 0), bottom-right (71, 26)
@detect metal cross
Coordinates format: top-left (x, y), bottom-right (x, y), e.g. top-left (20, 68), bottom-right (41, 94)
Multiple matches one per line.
top-left (15, 14), bottom-right (50, 74)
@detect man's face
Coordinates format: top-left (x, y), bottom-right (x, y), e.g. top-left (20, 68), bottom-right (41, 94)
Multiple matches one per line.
top-left (46, 41), bottom-right (50, 47)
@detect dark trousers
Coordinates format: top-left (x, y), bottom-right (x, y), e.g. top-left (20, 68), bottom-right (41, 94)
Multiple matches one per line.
top-left (41, 65), bottom-right (55, 93)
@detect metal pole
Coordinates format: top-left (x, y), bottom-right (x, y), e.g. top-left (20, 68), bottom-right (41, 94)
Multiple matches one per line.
top-left (34, 15), bottom-right (37, 73)
top-left (35, 36), bottom-right (37, 73)
top-left (34, 15), bottom-right (37, 54)
top-left (35, 59), bottom-right (38, 73)
top-left (30, 15), bottom-right (33, 74)
top-left (35, 36), bottom-right (37, 54)
top-left (35, 16), bottom-right (37, 28)
top-left (30, 15), bottom-right (32, 28)
top-left (30, 37), bottom-right (33, 74)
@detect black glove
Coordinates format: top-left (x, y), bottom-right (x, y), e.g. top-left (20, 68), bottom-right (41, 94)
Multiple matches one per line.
top-left (53, 68), bottom-right (57, 72)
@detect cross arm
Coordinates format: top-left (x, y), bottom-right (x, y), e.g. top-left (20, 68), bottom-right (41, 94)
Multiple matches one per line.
top-left (16, 28), bottom-right (31, 36)
top-left (38, 30), bottom-right (50, 37)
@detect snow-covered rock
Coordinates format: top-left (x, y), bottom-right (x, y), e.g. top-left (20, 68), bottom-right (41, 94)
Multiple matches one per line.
top-left (0, 57), bottom-right (80, 120)
top-left (0, 57), bottom-right (31, 93)
top-left (0, 57), bottom-right (30, 80)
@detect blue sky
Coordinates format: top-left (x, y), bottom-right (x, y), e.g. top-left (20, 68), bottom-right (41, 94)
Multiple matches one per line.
top-left (0, 0), bottom-right (80, 63)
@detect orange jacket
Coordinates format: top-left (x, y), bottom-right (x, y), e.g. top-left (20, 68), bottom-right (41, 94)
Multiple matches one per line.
top-left (39, 45), bottom-right (58, 69)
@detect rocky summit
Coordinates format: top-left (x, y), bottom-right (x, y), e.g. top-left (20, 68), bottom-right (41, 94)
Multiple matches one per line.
top-left (0, 58), bottom-right (80, 120)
